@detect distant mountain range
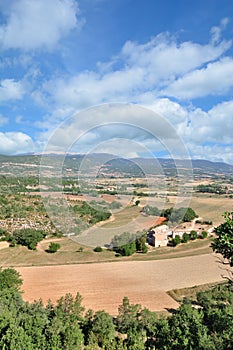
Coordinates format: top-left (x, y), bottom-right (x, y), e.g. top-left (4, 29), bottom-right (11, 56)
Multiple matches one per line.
top-left (0, 153), bottom-right (232, 177)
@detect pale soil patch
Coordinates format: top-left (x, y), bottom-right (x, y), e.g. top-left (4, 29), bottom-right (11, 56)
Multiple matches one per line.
top-left (0, 242), bottom-right (9, 250)
top-left (17, 253), bottom-right (225, 315)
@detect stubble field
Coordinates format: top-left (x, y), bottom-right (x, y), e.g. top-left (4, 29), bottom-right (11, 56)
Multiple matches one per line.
top-left (17, 252), bottom-right (226, 315)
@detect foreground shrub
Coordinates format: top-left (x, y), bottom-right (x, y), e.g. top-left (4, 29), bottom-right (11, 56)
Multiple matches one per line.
top-left (47, 242), bottom-right (61, 253)
top-left (93, 246), bottom-right (103, 252)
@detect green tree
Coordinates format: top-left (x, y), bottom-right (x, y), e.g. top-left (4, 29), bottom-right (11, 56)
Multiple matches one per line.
top-left (141, 205), bottom-right (160, 216)
top-left (0, 267), bottom-right (22, 291)
top-left (172, 235), bottom-right (181, 246)
top-left (139, 308), bottom-right (158, 349)
top-left (167, 301), bottom-right (215, 349)
top-left (200, 230), bottom-right (208, 239)
top-left (211, 212), bottom-right (233, 266)
top-left (46, 293), bottom-right (85, 349)
top-left (88, 310), bottom-right (115, 348)
top-left (190, 230), bottom-right (198, 240)
top-left (182, 232), bottom-right (190, 243)
top-left (117, 297), bottom-right (145, 350)
top-left (10, 228), bottom-right (46, 250)
top-left (117, 241), bottom-right (136, 256)
top-left (183, 207), bottom-right (198, 222)
top-left (0, 323), bottom-right (35, 350)
top-left (136, 235), bottom-right (148, 253)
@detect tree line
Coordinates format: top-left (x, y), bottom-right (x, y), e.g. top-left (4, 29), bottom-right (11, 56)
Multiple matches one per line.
top-left (141, 205), bottom-right (197, 223)
top-left (196, 184), bottom-right (228, 195)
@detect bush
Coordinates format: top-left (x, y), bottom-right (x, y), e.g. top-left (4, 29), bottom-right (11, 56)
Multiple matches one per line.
top-left (190, 230), bottom-right (198, 240)
top-left (47, 242), bottom-right (61, 253)
top-left (182, 232), bottom-right (190, 243)
top-left (115, 241), bottom-right (136, 256)
top-left (172, 235), bottom-right (181, 247)
top-left (200, 230), bottom-right (208, 239)
top-left (141, 244), bottom-right (148, 254)
top-left (93, 246), bottom-right (103, 252)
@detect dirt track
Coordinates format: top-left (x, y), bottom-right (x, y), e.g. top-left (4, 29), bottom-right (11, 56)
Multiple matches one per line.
top-left (16, 253), bottom-right (226, 315)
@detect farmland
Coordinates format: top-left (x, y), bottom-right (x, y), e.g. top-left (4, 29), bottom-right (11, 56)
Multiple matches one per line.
top-left (0, 154), bottom-right (232, 314)
top-left (16, 253), bottom-right (225, 315)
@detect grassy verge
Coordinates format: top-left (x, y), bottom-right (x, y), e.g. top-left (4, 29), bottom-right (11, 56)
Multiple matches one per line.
top-left (167, 281), bottom-right (227, 303)
top-left (0, 236), bottom-right (213, 267)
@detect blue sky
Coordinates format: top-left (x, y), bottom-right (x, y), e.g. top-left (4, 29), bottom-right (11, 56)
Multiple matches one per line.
top-left (0, 0), bottom-right (233, 163)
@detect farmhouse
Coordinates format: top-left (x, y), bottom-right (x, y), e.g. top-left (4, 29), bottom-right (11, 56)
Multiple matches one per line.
top-left (147, 225), bottom-right (171, 248)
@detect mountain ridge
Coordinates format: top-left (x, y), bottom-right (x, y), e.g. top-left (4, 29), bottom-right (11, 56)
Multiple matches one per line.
top-left (0, 153), bottom-right (232, 176)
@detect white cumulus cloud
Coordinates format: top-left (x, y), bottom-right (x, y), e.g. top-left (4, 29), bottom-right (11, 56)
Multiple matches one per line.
top-left (39, 31), bottom-right (231, 110)
top-left (0, 132), bottom-right (35, 154)
top-left (0, 0), bottom-right (83, 51)
top-left (164, 57), bottom-right (233, 99)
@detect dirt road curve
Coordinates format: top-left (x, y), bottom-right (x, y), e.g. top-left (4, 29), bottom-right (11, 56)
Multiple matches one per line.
top-left (17, 253), bottom-right (226, 315)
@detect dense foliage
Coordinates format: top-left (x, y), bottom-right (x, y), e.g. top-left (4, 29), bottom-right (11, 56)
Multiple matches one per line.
top-left (196, 184), bottom-right (227, 195)
top-left (161, 207), bottom-right (197, 223)
top-left (73, 202), bottom-right (111, 224)
top-left (141, 205), bottom-right (197, 223)
top-left (110, 232), bottom-right (148, 256)
top-left (9, 228), bottom-right (46, 250)
top-left (141, 205), bottom-right (160, 216)
top-left (212, 212), bottom-right (233, 267)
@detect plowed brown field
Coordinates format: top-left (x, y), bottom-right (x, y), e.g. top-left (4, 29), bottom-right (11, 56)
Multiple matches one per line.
top-left (17, 253), bottom-right (226, 315)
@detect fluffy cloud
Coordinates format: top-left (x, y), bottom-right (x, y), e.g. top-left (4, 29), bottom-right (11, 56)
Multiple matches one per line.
top-left (164, 57), bottom-right (233, 99)
top-left (183, 100), bottom-right (233, 144)
top-left (0, 79), bottom-right (25, 102)
top-left (0, 12), bottom-right (231, 164)
top-left (120, 33), bottom-right (231, 82)
top-left (0, 132), bottom-right (35, 154)
top-left (0, 0), bottom-right (83, 51)
top-left (40, 31), bottom-right (231, 110)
